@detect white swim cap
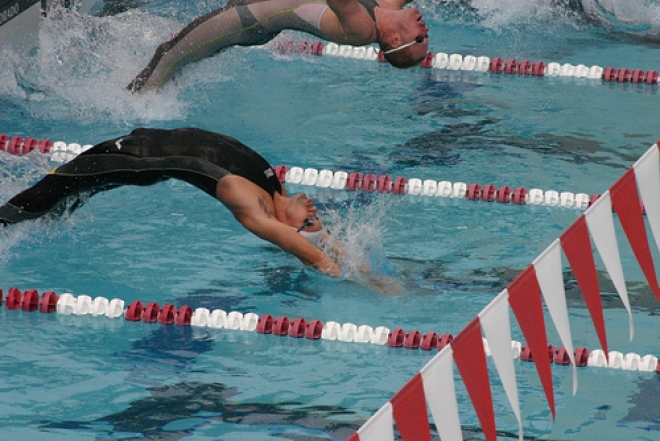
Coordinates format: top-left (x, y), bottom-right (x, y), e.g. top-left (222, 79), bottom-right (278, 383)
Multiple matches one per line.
top-left (298, 228), bottom-right (325, 246)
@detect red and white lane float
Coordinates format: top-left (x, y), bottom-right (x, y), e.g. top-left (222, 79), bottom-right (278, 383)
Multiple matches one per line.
top-left (2, 286), bottom-right (659, 374)
top-left (272, 39), bottom-right (660, 87)
top-left (275, 164), bottom-right (601, 210)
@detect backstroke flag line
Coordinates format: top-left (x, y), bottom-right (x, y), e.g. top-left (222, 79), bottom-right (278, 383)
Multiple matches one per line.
top-left (346, 141), bottom-right (660, 441)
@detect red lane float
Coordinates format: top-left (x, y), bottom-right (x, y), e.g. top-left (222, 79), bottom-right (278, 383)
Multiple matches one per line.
top-left (0, 134), bottom-right (53, 155)
top-left (143, 302), bottom-right (160, 323)
top-left (5, 287), bottom-right (22, 310)
top-left (158, 304), bottom-right (177, 324)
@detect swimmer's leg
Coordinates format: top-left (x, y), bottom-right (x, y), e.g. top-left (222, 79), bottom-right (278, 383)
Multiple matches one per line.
top-left (128, 0), bottom-right (324, 92)
top-left (0, 175), bottom-right (98, 224)
top-left (0, 153), bottom-right (161, 225)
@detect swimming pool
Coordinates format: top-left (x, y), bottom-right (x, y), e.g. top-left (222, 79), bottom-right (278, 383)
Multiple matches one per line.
top-left (2, 0), bottom-right (660, 439)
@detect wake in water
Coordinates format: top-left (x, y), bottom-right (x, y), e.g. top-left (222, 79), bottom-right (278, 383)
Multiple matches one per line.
top-left (418, 0), bottom-right (583, 29)
top-left (580, 0), bottom-right (660, 39)
top-left (422, 0), bottom-right (660, 40)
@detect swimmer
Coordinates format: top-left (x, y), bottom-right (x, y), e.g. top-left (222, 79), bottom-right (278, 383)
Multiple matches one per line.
top-left (128, 0), bottom-right (430, 92)
top-left (0, 127), bottom-right (343, 276)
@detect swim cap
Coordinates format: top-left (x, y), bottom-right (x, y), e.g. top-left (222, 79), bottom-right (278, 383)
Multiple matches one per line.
top-left (298, 227), bottom-right (325, 246)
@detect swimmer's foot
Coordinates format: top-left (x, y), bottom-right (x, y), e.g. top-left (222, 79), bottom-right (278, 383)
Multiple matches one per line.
top-left (126, 76), bottom-right (146, 93)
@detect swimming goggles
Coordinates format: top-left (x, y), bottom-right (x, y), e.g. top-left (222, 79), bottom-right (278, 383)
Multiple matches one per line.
top-left (382, 36), bottom-right (425, 55)
top-left (297, 217), bottom-right (317, 232)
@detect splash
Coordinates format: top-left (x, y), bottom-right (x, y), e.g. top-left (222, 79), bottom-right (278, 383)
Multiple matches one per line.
top-left (0, 152), bottom-right (76, 264)
top-left (36, 6), bottom-right (188, 122)
top-left (0, 5), bottom-right (235, 123)
top-left (0, 152), bottom-right (51, 202)
top-left (320, 195), bottom-right (405, 294)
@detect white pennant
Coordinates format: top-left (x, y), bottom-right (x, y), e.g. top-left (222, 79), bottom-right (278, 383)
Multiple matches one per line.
top-left (584, 191), bottom-right (634, 341)
top-left (533, 240), bottom-right (578, 395)
top-left (357, 402), bottom-right (395, 441)
top-left (633, 144), bottom-right (660, 258)
top-left (478, 289), bottom-right (523, 441)
top-left (420, 346), bottom-right (462, 441)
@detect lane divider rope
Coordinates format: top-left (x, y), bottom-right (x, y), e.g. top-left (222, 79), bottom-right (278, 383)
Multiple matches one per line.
top-left (271, 39), bottom-right (660, 88)
top-left (276, 164), bottom-right (604, 210)
top-left (4, 286), bottom-right (659, 374)
top-left (0, 133), bottom-right (618, 211)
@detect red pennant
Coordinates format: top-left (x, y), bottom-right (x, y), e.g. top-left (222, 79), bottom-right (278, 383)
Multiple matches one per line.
top-left (391, 373), bottom-right (431, 441)
top-left (507, 266), bottom-right (556, 420)
top-left (560, 216), bottom-right (609, 357)
top-left (452, 318), bottom-right (497, 441)
top-left (610, 169), bottom-right (660, 302)
top-left (347, 434), bottom-right (360, 441)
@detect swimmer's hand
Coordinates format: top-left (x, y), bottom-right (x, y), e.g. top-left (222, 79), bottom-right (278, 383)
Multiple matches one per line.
top-left (314, 254), bottom-right (343, 277)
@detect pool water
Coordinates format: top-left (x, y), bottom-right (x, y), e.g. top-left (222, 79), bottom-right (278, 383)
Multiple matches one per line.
top-left (2, 0), bottom-right (660, 440)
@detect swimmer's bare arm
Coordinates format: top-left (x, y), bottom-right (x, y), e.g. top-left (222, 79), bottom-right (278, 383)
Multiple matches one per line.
top-left (322, 0), bottom-right (377, 45)
top-left (216, 179), bottom-right (342, 276)
top-left (246, 215), bottom-right (342, 276)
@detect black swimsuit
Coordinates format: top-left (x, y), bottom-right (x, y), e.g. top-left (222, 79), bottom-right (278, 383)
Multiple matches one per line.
top-left (0, 128), bottom-right (282, 224)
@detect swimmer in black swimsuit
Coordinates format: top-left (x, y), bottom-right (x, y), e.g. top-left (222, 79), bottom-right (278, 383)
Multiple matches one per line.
top-left (128, 0), bottom-right (430, 92)
top-left (0, 127), bottom-right (342, 276)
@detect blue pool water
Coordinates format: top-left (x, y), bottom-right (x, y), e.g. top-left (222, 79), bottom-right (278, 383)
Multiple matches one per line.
top-left (2, 0), bottom-right (660, 440)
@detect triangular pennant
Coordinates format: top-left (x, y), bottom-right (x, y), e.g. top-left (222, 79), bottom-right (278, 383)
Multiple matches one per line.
top-left (507, 266), bottom-right (556, 420)
top-left (560, 215), bottom-right (609, 357)
top-left (452, 318), bottom-right (497, 441)
top-left (610, 168), bottom-right (660, 302)
top-left (479, 289), bottom-right (523, 441)
top-left (634, 144), bottom-right (660, 262)
top-left (533, 240), bottom-right (578, 396)
top-left (585, 192), bottom-right (634, 340)
top-left (420, 346), bottom-right (462, 441)
top-left (391, 373), bottom-right (431, 441)
top-left (356, 402), bottom-right (395, 441)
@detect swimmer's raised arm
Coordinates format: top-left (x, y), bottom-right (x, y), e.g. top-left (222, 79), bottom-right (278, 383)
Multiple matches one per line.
top-left (216, 174), bottom-right (343, 276)
top-left (245, 216), bottom-right (343, 276)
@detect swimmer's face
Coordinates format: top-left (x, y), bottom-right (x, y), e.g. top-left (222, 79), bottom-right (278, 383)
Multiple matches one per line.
top-left (385, 8), bottom-right (429, 67)
top-left (284, 193), bottom-right (323, 232)
top-left (400, 9), bottom-right (429, 56)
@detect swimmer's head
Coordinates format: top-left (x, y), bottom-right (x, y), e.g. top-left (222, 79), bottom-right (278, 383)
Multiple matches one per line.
top-left (376, 7), bottom-right (429, 68)
top-left (278, 193), bottom-right (326, 245)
